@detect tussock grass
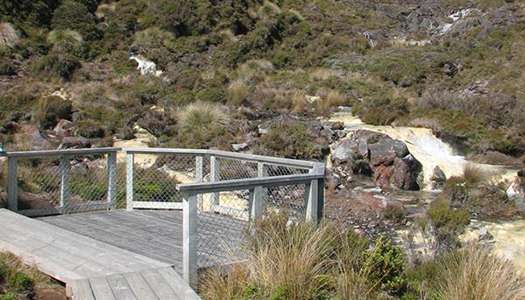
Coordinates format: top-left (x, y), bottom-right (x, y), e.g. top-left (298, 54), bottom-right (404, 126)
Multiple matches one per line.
top-left (226, 80), bottom-right (250, 106)
top-left (463, 164), bottom-right (488, 186)
top-left (436, 245), bottom-right (525, 300)
top-left (174, 101), bottom-right (230, 148)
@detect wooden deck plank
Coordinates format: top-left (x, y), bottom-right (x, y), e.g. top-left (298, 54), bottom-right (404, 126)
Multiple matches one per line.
top-left (122, 271), bottom-right (159, 300)
top-left (0, 209), bottom-right (170, 283)
top-left (71, 279), bottom-right (96, 300)
top-left (158, 267), bottom-right (200, 300)
top-left (88, 277), bottom-right (117, 300)
top-left (40, 210), bottom-right (247, 271)
top-left (106, 274), bottom-right (138, 300)
top-left (140, 268), bottom-right (180, 300)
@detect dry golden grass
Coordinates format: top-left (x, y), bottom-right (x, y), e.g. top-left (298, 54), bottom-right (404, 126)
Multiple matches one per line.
top-left (463, 164), bottom-right (488, 186)
top-left (226, 80), bottom-right (250, 106)
top-left (245, 215), bottom-right (337, 299)
top-left (291, 90), bottom-right (307, 113)
top-left (436, 245), bottom-right (525, 300)
top-left (199, 265), bottom-right (250, 300)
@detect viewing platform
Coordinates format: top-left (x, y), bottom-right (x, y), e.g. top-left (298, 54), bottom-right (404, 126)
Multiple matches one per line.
top-left (0, 148), bottom-right (325, 299)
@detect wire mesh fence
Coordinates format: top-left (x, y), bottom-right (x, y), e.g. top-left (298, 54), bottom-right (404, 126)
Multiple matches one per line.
top-left (11, 153), bottom-right (122, 215)
top-left (3, 148), bottom-right (324, 287)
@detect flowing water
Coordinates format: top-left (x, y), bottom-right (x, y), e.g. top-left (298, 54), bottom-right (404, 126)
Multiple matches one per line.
top-left (329, 110), bottom-right (524, 268)
top-left (329, 110), bottom-right (517, 190)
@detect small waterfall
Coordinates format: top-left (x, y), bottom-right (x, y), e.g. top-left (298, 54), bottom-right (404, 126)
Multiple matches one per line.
top-left (330, 111), bottom-right (515, 190)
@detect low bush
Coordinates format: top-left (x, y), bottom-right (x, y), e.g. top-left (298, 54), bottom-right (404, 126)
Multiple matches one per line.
top-left (75, 119), bottom-right (106, 138)
top-left (257, 121), bottom-right (325, 159)
top-left (426, 199), bottom-right (470, 251)
top-left (0, 61), bottom-right (15, 75)
top-left (33, 96), bottom-right (73, 129)
top-left (51, 0), bottom-right (100, 40)
top-left (201, 213), bottom-right (408, 299)
top-left (0, 251), bottom-right (63, 298)
top-left (32, 52), bottom-right (81, 80)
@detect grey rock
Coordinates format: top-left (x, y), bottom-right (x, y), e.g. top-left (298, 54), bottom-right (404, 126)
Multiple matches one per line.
top-left (231, 143), bottom-right (249, 152)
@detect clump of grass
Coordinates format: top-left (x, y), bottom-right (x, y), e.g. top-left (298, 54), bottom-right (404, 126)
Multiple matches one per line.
top-left (244, 214), bottom-right (337, 299)
top-left (462, 164), bottom-right (488, 187)
top-left (436, 245), bottom-right (525, 300)
top-left (201, 213), bottom-right (407, 299)
top-left (173, 101), bottom-right (230, 148)
top-left (226, 80), bottom-right (250, 106)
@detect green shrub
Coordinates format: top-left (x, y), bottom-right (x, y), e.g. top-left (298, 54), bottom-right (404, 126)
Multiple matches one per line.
top-left (32, 52), bottom-right (81, 80)
top-left (51, 0), bottom-right (99, 40)
top-left (363, 235), bottom-right (407, 295)
top-left (195, 87), bottom-right (226, 103)
top-left (8, 272), bottom-right (33, 292)
top-left (427, 199), bottom-right (470, 251)
top-left (75, 119), bottom-right (106, 138)
top-left (0, 61), bottom-right (16, 75)
top-left (33, 96), bottom-right (73, 129)
top-left (257, 121), bottom-right (325, 159)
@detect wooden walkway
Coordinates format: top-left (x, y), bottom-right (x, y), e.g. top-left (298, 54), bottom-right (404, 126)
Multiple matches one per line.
top-left (40, 210), bottom-right (247, 271)
top-left (0, 209), bottom-right (210, 299)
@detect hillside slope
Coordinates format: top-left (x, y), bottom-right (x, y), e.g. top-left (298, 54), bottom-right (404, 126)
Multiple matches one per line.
top-left (0, 0), bottom-right (524, 162)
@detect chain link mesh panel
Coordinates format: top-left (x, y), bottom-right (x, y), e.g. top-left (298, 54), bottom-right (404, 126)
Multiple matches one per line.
top-left (131, 153), bottom-right (205, 206)
top-left (197, 190), bottom-right (249, 269)
top-left (14, 154), bottom-right (120, 215)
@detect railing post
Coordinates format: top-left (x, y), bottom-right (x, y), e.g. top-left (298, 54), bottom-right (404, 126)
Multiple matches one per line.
top-left (7, 157), bottom-right (17, 212)
top-left (195, 156), bottom-right (203, 183)
top-left (250, 162), bottom-right (266, 221)
top-left (59, 156), bottom-right (70, 214)
top-left (305, 179), bottom-right (320, 223)
top-left (210, 155), bottom-right (220, 206)
top-left (249, 187), bottom-right (264, 221)
top-left (107, 152), bottom-right (117, 210)
top-left (126, 152), bottom-right (134, 211)
top-left (183, 191), bottom-right (198, 288)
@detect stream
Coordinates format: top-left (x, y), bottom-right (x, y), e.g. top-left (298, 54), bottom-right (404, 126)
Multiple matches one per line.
top-left (329, 109), bottom-right (525, 270)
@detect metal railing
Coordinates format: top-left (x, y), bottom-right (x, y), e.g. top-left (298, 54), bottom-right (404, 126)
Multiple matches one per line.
top-left (1, 147), bottom-right (325, 288)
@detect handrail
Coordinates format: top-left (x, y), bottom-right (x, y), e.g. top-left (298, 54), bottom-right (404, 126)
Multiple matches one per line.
top-left (124, 147), bottom-right (319, 169)
top-left (2, 147), bottom-right (121, 158)
top-left (177, 173), bottom-right (324, 194)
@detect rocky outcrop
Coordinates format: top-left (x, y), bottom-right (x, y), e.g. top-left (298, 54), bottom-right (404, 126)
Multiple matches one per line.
top-left (331, 130), bottom-right (422, 190)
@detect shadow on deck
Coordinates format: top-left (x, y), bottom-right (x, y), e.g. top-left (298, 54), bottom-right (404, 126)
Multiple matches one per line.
top-left (40, 209), bottom-right (247, 273)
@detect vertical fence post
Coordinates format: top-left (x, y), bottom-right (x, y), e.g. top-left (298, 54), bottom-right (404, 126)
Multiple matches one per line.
top-left (305, 179), bottom-right (318, 223)
top-left (59, 156), bottom-right (70, 214)
top-left (249, 187), bottom-right (264, 221)
top-left (210, 155), bottom-right (220, 206)
top-left (183, 191), bottom-right (198, 288)
top-left (126, 152), bottom-right (134, 211)
top-left (195, 155), bottom-right (203, 211)
top-left (7, 157), bottom-right (17, 212)
top-left (305, 178), bottom-right (326, 223)
top-left (195, 156), bottom-right (203, 183)
top-left (107, 151), bottom-right (117, 210)
top-left (250, 162), bottom-right (266, 221)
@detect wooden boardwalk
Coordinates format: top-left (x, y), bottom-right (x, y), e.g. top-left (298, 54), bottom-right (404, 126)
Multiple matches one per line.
top-left (40, 209), bottom-right (247, 272)
top-left (0, 209), bottom-right (249, 299)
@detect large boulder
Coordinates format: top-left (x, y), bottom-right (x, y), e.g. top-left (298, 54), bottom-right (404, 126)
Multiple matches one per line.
top-left (331, 130), bottom-right (422, 190)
